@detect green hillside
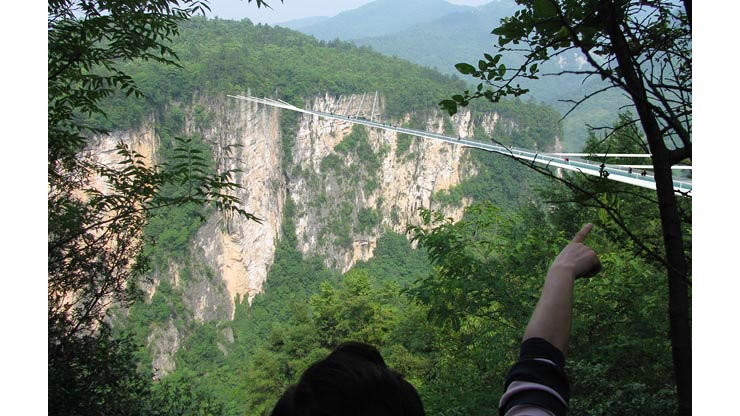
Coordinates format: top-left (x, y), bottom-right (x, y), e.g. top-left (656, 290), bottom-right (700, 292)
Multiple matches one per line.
top-left (96, 17), bottom-right (466, 129)
top-left (96, 16), bottom-right (562, 153)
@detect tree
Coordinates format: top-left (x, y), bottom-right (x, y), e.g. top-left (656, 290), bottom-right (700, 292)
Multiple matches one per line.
top-left (440, 1), bottom-right (691, 413)
top-left (48, 1), bottom-right (272, 412)
top-left (408, 202), bottom-right (678, 415)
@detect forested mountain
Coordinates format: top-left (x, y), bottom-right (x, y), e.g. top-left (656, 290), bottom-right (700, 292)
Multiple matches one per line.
top-left (95, 17), bottom-right (513, 130)
top-left (289, 0), bottom-right (629, 148)
top-left (53, 12), bottom-right (681, 416)
top-left (353, 1), bottom-right (519, 75)
top-left (94, 15), bottom-right (560, 312)
top-left (291, 0), bottom-right (473, 41)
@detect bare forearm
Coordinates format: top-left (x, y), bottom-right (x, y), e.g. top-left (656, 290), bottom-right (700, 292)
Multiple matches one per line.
top-left (523, 265), bottom-right (576, 355)
top-left (500, 225), bottom-right (599, 416)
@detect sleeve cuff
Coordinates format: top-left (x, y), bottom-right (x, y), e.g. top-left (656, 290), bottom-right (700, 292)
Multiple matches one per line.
top-left (499, 338), bottom-right (570, 416)
top-left (519, 337), bottom-right (565, 369)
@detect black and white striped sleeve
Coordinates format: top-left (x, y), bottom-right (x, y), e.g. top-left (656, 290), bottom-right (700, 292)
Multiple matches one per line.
top-left (498, 338), bottom-right (570, 416)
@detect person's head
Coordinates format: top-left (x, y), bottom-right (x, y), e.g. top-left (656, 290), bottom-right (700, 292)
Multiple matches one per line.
top-left (270, 341), bottom-right (425, 416)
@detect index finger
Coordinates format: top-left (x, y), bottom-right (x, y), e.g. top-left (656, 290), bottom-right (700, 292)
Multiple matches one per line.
top-left (572, 223), bottom-right (593, 243)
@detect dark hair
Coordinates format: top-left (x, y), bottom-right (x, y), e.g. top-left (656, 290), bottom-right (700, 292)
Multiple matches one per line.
top-left (270, 342), bottom-right (425, 416)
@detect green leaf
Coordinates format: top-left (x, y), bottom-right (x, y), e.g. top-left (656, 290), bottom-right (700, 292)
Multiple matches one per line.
top-left (532, 0), bottom-right (558, 19)
top-left (454, 63), bottom-right (476, 75)
top-left (439, 99), bottom-right (458, 116)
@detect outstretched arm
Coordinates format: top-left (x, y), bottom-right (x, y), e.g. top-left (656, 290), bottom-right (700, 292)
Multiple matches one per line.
top-left (523, 223), bottom-right (601, 355)
top-left (499, 224), bottom-right (601, 416)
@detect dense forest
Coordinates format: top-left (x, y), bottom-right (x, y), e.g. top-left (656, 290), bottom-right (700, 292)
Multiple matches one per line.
top-left (48, 2), bottom-right (690, 416)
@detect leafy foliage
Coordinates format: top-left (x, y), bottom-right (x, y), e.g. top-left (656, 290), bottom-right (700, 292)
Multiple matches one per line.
top-left (48, 324), bottom-right (152, 416)
top-left (130, 194), bottom-right (678, 416)
top-left (48, 0), bottom-right (260, 340)
top-left (408, 202), bottom-right (676, 415)
top-left (439, 3), bottom-right (692, 410)
top-left (440, 0), bottom-right (690, 167)
top-left (351, 232), bottom-right (433, 287)
top-left (146, 370), bottom-right (226, 416)
top-left (48, 1), bottom-right (269, 414)
top-left (539, 113), bottom-right (691, 278)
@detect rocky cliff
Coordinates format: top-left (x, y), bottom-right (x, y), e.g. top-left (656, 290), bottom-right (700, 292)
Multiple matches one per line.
top-left (92, 92), bottom-right (511, 376)
top-left (288, 93), bottom-right (480, 271)
top-left (171, 92), bottom-right (491, 315)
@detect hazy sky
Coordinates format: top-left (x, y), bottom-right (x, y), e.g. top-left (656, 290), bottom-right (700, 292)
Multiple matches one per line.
top-left (205, 0), bottom-right (495, 25)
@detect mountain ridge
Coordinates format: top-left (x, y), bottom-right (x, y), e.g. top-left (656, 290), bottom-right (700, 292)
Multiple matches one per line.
top-left (298, 0), bottom-right (474, 40)
top-left (344, 0), bottom-right (629, 148)
top-left (275, 15), bottom-right (330, 30)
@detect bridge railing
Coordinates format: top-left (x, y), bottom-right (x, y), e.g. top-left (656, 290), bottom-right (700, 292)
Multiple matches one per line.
top-left (228, 94), bottom-right (691, 196)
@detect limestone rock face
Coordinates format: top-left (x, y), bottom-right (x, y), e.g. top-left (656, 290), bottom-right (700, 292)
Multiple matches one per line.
top-left (87, 117), bottom-right (159, 174)
top-left (95, 92), bottom-right (519, 377)
top-left (186, 95), bottom-right (286, 313)
top-left (77, 120), bottom-right (160, 332)
top-left (182, 93), bottom-right (484, 299)
top-left (289, 93), bottom-right (478, 271)
top-left (92, 93), bottom-right (498, 307)
top-left (147, 319), bottom-right (181, 380)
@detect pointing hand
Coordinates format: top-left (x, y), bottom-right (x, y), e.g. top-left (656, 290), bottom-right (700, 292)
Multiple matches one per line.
top-left (551, 223), bottom-right (601, 279)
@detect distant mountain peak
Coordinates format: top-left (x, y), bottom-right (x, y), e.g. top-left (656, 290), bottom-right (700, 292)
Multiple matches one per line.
top-left (296, 0), bottom-right (474, 41)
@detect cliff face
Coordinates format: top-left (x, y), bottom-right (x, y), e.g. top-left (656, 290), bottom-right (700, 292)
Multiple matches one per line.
top-left (91, 93), bottom-right (505, 310)
top-left (179, 92), bottom-right (486, 308)
top-left (93, 92), bottom-right (512, 377)
top-left (87, 117), bottom-right (160, 175)
top-left (185, 95), bottom-right (286, 316)
top-left (288, 94), bottom-right (479, 271)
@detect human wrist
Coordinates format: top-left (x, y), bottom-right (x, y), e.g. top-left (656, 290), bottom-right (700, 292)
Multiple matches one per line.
top-left (546, 263), bottom-right (576, 282)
